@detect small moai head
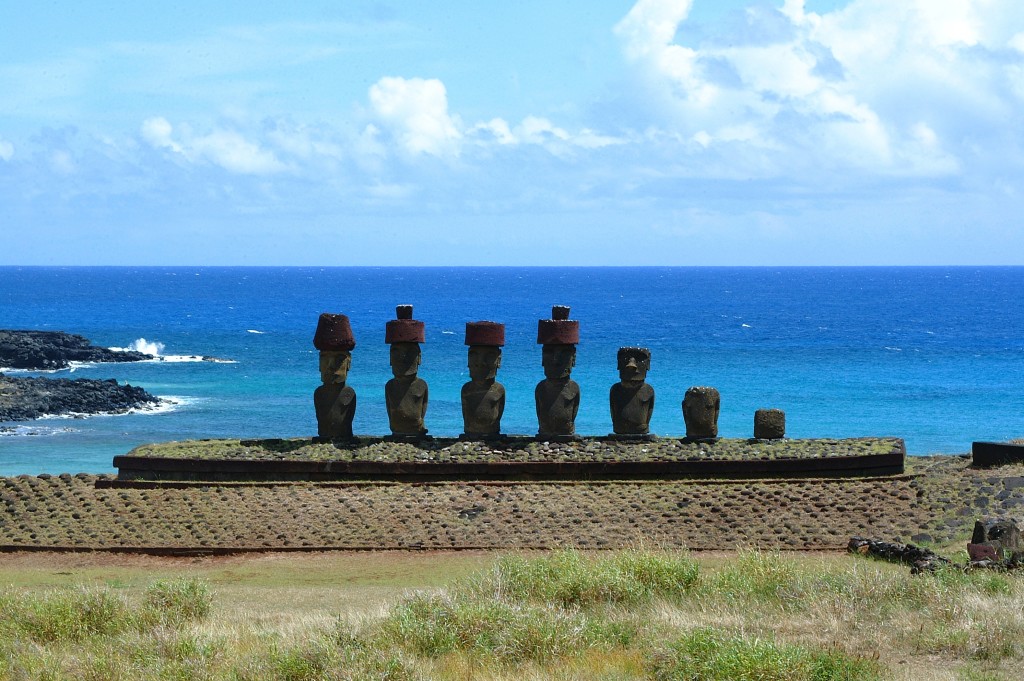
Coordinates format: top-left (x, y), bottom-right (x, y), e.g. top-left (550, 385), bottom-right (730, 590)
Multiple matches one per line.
top-left (617, 347), bottom-right (651, 385)
top-left (313, 313), bottom-right (356, 385)
top-left (537, 305), bottom-right (579, 380)
top-left (682, 386), bottom-right (721, 439)
top-left (385, 305), bottom-right (424, 379)
top-left (465, 321), bottom-right (504, 382)
top-left (754, 408), bottom-right (786, 439)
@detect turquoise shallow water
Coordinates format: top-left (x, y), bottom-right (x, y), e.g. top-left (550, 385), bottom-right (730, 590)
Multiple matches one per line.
top-left (1, 266), bottom-right (1022, 475)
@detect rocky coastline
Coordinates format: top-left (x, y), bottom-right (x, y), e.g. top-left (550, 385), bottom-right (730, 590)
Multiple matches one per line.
top-left (0, 330), bottom-right (164, 422)
top-left (0, 330), bottom-right (152, 370)
top-left (0, 375), bottom-right (162, 422)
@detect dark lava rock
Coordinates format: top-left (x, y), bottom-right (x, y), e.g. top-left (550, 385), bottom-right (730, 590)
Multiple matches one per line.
top-left (0, 375), bottom-right (162, 422)
top-left (0, 330), bottom-right (152, 370)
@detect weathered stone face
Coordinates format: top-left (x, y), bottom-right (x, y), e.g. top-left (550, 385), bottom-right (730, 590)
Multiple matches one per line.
top-left (542, 344), bottom-right (576, 380)
top-left (319, 351), bottom-right (351, 385)
top-left (682, 386), bottom-right (720, 439)
top-left (754, 408), bottom-right (786, 439)
top-left (389, 342), bottom-right (421, 379)
top-left (617, 347), bottom-right (650, 386)
top-left (468, 345), bottom-right (501, 382)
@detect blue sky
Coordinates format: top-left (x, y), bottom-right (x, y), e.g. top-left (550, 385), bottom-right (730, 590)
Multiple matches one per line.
top-left (1, 0), bottom-right (1022, 265)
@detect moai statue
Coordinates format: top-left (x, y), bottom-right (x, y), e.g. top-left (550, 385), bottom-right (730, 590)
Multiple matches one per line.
top-left (609, 347), bottom-right (655, 438)
top-left (461, 321), bottom-right (506, 439)
top-left (384, 305), bottom-right (428, 440)
top-left (754, 408), bottom-right (786, 440)
top-left (535, 305), bottom-right (580, 440)
top-left (313, 313), bottom-right (357, 441)
top-left (682, 386), bottom-right (720, 440)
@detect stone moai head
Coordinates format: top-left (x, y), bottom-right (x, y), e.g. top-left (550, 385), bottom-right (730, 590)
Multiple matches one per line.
top-left (617, 346), bottom-right (651, 385)
top-left (538, 305), bottom-right (579, 379)
top-left (466, 321), bottom-right (504, 381)
top-left (313, 313), bottom-right (356, 384)
top-left (754, 408), bottom-right (786, 440)
top-left (682, 386), bottom-right (721, 439)
top-left (385, 305), bottom-right (424, 378)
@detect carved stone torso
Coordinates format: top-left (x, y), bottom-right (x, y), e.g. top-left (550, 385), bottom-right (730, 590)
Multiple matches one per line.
top-left (535, 378), bottom-right (580, 436)
top-left (610, 382), bottom-right (654, 435)
top-left (385, 376), bottom-right (428, 435)
top-left (461, 380), bottom-right (505, 436)
top-left (314, 384), bottom-right (356, 440)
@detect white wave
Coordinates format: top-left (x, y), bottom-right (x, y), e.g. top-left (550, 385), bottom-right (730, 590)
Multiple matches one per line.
top-left (884, 346), bottom-right (902, 352)
top-left (0, 425), bottom-right (77, 437)
top-left (36, 395), bottom-right (195, 421)
top-left (741, 323), bottom-right (752, 328)
top-left (110, 338), bottom-right (165, 356)
top-left (247, 329), bottom-right (265, 334)
top-left (140, 395), bottom-right (198, 415)
top-left (441, 330), bottom-right (455, 335)
top-left (146, 354), bottom-right (236, 364)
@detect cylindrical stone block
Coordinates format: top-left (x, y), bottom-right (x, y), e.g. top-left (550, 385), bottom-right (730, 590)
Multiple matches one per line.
top-left (313, 313), bottom-right (356, 351)
top-left (537, 305), bottom-right (579, 345)
top-left (386, 305), bottom-right (425, 343)
top-left (465, 321), bottom-right (505, 346)
top-left (754, 408), bottom-right (786, 439)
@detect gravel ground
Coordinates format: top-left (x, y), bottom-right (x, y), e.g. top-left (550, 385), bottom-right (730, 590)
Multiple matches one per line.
top-left (2, 455), bottom-right (1020, 553)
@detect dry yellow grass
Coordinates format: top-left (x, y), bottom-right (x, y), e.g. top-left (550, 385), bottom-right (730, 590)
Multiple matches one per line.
top-left (1, 548), bottom-right (1021, 680)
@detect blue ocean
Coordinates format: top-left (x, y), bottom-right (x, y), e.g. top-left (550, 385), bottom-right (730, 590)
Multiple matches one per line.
top-left (1, 267), bottom-right (1021, 475)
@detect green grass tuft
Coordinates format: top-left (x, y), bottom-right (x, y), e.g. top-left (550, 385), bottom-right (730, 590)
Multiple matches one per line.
top-left (650, 627), bottom-right (882, 681)
top-left (466, 548), bottom-right (699, 608)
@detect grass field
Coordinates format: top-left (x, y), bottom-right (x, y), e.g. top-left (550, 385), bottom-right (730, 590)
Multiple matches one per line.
top-left (1, 548), bottom-right (1021, 680)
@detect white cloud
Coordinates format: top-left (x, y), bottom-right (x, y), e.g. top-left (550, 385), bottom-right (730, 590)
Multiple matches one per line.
top-left (0, 139), bottom-right (12, 161)
top-left (469, 118), bottom-right (516, 145)
top-left (365, 80), bottom-right (625, 159)
top-left (141, 117), bottom-right (183, 153)
top-left (192, 130), bottom-right (286, 175)
top-left (141, 116), bottom-right (286, 174)
top-left (613, 0), bottom-right (1023, 178)
top-left (368, 76), bottom-right (462, 157)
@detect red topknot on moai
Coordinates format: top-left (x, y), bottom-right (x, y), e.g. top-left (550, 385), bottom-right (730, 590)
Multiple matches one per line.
top-left (535, 305), bottom-right (581, 440)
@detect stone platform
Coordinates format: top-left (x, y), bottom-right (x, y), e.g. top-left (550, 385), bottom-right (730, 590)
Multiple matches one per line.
top-left (112, 436), bottom-right (906, 482)
top-left (8, 443), bottom-right (1020, 555)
